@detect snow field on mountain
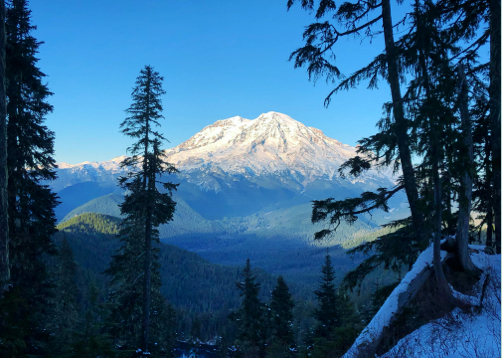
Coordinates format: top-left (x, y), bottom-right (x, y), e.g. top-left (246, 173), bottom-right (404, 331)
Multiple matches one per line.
top-left (163, 111), bottom-right (395, 185)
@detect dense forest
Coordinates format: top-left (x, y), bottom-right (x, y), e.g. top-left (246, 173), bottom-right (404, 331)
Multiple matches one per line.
top-left (0, 0), bottom-right (500, 357)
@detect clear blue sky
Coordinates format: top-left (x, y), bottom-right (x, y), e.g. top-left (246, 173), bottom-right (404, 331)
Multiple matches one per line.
top-left (30, 0), bottom-right (394, 164)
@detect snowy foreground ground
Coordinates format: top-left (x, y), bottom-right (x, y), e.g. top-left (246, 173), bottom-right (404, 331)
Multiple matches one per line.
top-left (345, 246), bottom-right (501, 358)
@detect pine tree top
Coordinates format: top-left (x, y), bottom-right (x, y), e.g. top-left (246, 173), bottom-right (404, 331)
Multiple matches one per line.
top-left (120, 65), bottom-right (166, 157)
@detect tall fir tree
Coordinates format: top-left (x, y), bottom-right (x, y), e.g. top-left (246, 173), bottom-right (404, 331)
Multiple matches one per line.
top-left (489, 0), bottom-right (501, 253)
top-left (106, 65), bottom-right (177, 355)
top-left (267, 275), bottom-right (295, 357)
top-left (314, 254), bottom-right (339, 339)
top-left (231, 258), bottom-right (266, 358)
top-left (0, 0), bottom-right (58, 355)
top-left (304, 254), bottom-right (359, 358)
top-left (0, 0), bottom-right (8, 298)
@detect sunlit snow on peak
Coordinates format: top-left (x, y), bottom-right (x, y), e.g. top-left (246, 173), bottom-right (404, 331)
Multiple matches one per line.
top-left (163, 112), bottom-right (395, 185)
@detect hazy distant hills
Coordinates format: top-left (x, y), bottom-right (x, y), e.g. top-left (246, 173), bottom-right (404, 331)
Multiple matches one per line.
top-left (61, 193), bottom-right (124, 222)
top-left (51, 111), bottom-right (409, 280)
top-left (55, 181), bottom-right (122, 221)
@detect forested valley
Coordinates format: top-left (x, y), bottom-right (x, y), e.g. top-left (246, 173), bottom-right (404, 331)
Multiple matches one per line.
top-left (0, 0), bottom-right (500, 357)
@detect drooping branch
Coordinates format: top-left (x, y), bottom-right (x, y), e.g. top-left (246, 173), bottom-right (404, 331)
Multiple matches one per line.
top-left (325, 54), bottom-right (387, 105)
top-left (312, 184), bottom-right (405, 240)
top-left (338, 156), bottom-right (372, 179)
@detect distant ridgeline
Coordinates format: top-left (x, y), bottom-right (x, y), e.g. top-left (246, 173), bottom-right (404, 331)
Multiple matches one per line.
top-left (53, 112), bottom-right (408, 238)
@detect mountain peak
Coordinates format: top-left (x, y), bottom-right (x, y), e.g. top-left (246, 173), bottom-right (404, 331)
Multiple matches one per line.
top-left (170, 111), bottom-right (331, 154)
top-left (163, 112), bottom-right (392, 186)
top-left (256, 111), bottom-right (297, 122)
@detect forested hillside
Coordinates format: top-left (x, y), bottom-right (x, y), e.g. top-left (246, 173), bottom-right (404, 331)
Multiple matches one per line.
top-left (54, 213), bottom-right (315, 342)
top-left (60, 196), bottom-right (386, 287)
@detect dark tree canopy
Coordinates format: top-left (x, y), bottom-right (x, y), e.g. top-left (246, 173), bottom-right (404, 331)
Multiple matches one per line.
top-left (106, 65), bottom-right (178, 355)
top-left (231, 258), bottom-right (267, 358)
top-left (269, 275), bottom-right (295, 349)
top-left (0, 0), bottom-right (58, 355)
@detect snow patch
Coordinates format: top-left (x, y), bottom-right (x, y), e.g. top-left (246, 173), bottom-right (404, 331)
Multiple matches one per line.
top-left (379, 249), bottom-right (500, 358)
top-left (343, 244), bottom-right (444, 358)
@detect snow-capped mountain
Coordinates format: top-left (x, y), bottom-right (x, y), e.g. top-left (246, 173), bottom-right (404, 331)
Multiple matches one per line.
top-left (53, 156), bottom-right (127, 192)
top-left (164, 111), bottom-right (393, 189)
top-left (52, 112), bottom-right (403, 221)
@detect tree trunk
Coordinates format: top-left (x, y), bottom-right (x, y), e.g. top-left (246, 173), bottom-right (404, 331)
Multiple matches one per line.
top-left (444, 170), bottom-right (456, 236)
top-left (0, 0), bottom-right (8, 297)
top-left (142, 207), bottom-right (152, 353)
top-left (484, 135), bottom-right (493, 249)
top-left (489, 0), bottom-right (501, 254)
top-left (415, 18), bottom-right (458, 299)
top-left (486, 204), bottom-right (493, 249)
top-left (455, 65), bottom-right (478, 273)
top-left (141, 68), bottom-right (152, 353)
top-left (431, 151), bottom-right (455, 299)
top-left (381, 0), bottom-right (426, 244)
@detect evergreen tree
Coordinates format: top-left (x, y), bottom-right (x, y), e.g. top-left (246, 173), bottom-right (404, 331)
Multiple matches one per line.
top-left (304, 254), bottom-right (360, 358)
top-left (313, 254), bottom-right (338, 339)
top-left (288, 0), bottom-right (496, 295)
top-left (267, 275), bottom-right (295, 357)
top-left (50, 237), bottom-right (79, 355)
top-left (489, 0), bottom-right (501, 253)
top-left (0, 0), bottom-right (7, 299)
top-left (402, 1), bottom-right (476, 302)
top-left (106, 65), bottom-right (177, 355)
top-left (231, 259), bottom-right (266, 358)
top-left (0, 0), bottom-right (57, 355)
top-left (70, 278), bottom-right (117, 358)
top-left (215, 335), bottom-right (229, 358)
top-left (105, 194), bottom-right (176, 356)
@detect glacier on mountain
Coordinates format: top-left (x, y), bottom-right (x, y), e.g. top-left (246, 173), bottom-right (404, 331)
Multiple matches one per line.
top-left (164, 111), bottom-right (395, 188)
